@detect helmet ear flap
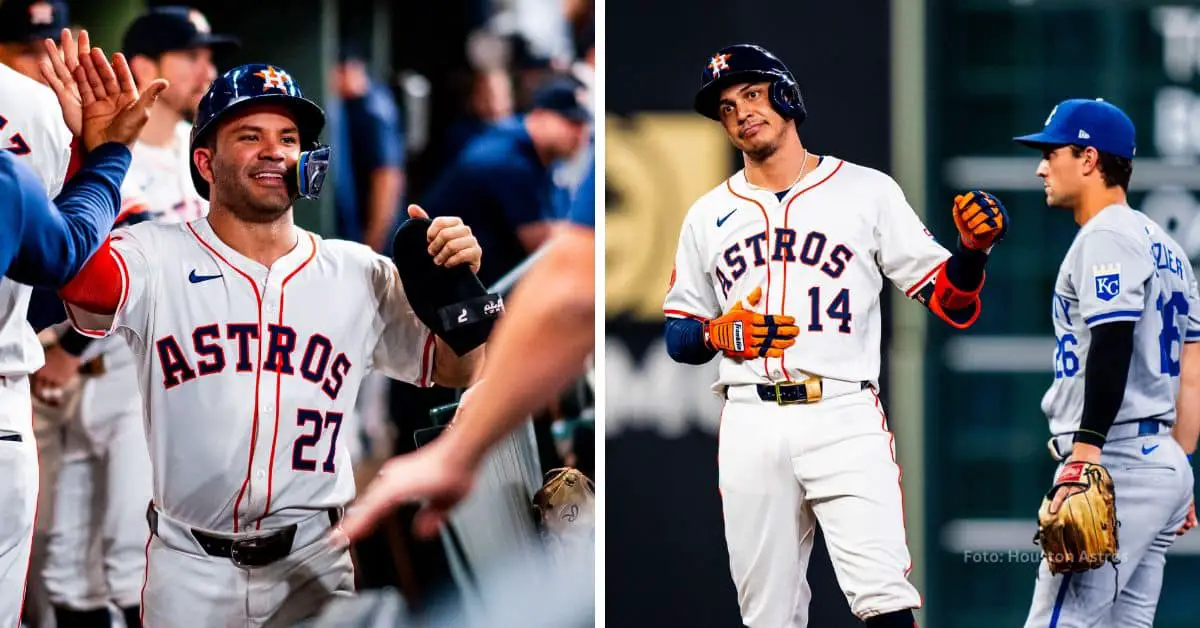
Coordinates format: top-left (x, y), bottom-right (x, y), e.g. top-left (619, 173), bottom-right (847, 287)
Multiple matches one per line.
top-left (769, 75), bottom-right (807, 126)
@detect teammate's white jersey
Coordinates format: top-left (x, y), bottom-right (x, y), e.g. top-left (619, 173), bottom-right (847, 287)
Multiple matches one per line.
top-left (65, 218), bottom-right (437, 532)
top-left (0, 64), bottom-right (73, 197)
top-left (0, 64), bottom-right (73, 386)
top-left (1042, 206), bottom-right (1200, 435)
top-left (664, 157), bottom-right (951, 388)
top-left (121, 120), bottom-right (207, 223)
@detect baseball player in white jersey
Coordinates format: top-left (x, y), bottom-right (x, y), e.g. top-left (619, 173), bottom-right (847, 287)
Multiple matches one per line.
top-left (36, 9), bottom-right (234, 626)
top-left (0, 26), bottom-right (169, 626)
top-left (663, 44), bottom-right (1010, 628)
top-left (1013, 99), bottom-right (1197, 626)
top-left (0, 48), bottom-right (74, 628)
top-left (57, 63), bottom-right (485, 627)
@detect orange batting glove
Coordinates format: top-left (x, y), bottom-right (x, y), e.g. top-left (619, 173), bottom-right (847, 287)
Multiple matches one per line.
top-left (704, 287), bottom-right (799, 359)
top-left (952, 190), bottom-right (1009, 251)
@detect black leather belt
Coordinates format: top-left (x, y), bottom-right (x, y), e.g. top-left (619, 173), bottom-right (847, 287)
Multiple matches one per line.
top-left (755, 380), bottom-right (869, 405)
top-left (146, 503), bottom-right (342, 567)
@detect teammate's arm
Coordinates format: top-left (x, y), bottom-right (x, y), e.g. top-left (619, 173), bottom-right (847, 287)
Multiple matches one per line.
top-left (0, 143), bottom-right (130, 286)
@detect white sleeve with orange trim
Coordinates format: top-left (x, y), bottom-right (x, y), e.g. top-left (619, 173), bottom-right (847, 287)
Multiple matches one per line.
top-left (368, 252), bottom-right (437, 387)
top-left (874, 175), bottom-right (953, 299)
top-left (664, 212), bottom-right (721, 321)
top-left (63, 224), bottom-right (156, 342)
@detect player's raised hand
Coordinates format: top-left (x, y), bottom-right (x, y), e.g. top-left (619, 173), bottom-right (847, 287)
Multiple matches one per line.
top-left (39, 28), bottom-right (89, 137)
top-left (408, 204), bottom-right (483, 274)
top-left (952, 190), bottom-right (1009, 252)
top-left (47, 45), bottom-right (168, 151)
top-left (704, 286), bottom-right (799, 360)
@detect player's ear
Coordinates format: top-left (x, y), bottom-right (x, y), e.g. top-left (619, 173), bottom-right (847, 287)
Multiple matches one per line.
top-left (1080, 146), bottom-right (1099, 176)
top-left (193, 147), bottom-right (214, 186)
top-left (128, 54), bottom-right (157, 88)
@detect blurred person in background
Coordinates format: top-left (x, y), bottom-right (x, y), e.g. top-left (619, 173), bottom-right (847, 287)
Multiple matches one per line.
top-left (418, 74), bottom-right (590, 287)
top-left (441, 68), bottom-right (514, 169)
top-left (508, 35), bottom-right (559, 112)
top-left (330, 46), bottom-right (406, 254)
top-left (33, 8), bottom-right (236, 628)
top-left (0, 0), bottom-right (64, 83)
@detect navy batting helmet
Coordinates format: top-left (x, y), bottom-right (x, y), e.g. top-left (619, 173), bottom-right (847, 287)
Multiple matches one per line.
top-left (693, 44), bottom-right (806, 125)
top-left (190, 63), bottom-right (330, 201)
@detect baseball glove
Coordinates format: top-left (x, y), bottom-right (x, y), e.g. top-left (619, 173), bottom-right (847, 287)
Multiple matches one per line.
top-left (533, 467), bottom-right (595, 540)
top-left (1034, 461), bottom-right (1120, 575)
top-left (952, 190), bottom-right (1008, 251)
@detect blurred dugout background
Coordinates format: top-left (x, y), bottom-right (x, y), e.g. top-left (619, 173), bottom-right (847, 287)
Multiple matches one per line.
top-left (605, 0), bottom-right (1200, 626)
top-left (16, 0), bottom-right (594, 626)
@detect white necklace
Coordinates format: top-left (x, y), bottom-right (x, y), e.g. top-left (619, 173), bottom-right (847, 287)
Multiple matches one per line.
top-left (747, 149), bottom-right (812, 193)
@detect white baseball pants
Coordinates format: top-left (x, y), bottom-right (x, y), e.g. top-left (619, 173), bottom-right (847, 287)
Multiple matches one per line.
top-left (718, 384), bottom-right (921, 627)
top-left (0, 375), bottom-right (38, 627)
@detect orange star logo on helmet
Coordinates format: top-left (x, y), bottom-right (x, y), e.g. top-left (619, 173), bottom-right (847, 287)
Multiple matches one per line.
top-left (708, 53), bottom-right (731, 78)
top-left (29, 1), bottom-right (54, 25)
top-left (254, 66), bottom-right (291, 92)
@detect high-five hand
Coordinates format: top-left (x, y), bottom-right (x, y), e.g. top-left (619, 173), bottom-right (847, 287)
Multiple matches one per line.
top-left (39, 28), bottom-right (88, 137)
top-left (40, 32), bottom-right (168, 150)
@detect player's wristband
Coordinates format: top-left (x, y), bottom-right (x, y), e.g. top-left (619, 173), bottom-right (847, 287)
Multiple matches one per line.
top-left (57, 327), bottom-right (94, 357)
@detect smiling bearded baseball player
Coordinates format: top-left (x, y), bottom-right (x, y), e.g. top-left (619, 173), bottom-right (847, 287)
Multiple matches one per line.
top-left (1013, 99), bottom-right (1197, 627)
top-left (663, 44), bottom-right (1009, 628)
top-left (55, 64), bottom-right (487, 627)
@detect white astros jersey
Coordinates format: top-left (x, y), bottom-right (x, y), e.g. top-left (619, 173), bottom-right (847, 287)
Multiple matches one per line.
top-left (664, 157), bottom-right (951, 387)
top-left (0, 63), bottom-right (73, 197)
top-left (1041, 205), bottom-right (1200, 435)
top-left (0, 64), bottom-right (73, 387)
top-left (65, 218), bottom-right (437, 532)
top-left (123, 120), bottom-right (208, 223)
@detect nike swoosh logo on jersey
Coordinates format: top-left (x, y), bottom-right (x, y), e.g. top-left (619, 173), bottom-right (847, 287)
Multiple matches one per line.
top-left (1142, 443), bottom-right (1159, 455)
top-left (188, 270), bottom-right (223, 284)
top-left (717, 209), bottom-right (737, 227)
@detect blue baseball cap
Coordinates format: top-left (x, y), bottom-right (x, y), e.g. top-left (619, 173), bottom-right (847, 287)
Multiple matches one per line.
top-left (0, 0), bottom-right (68, 43)
top-left (531, 76), bottom-right (590, 123)
top-left (1014, 98), bottom-right (1136, 159)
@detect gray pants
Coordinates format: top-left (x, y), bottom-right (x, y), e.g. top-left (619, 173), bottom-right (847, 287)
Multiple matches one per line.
top-left (1024, 423), bottom-right (1193, 627)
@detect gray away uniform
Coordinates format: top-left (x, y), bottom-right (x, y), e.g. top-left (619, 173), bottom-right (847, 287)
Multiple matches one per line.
top-left (1025, 205), bottom-right (1199, 627)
